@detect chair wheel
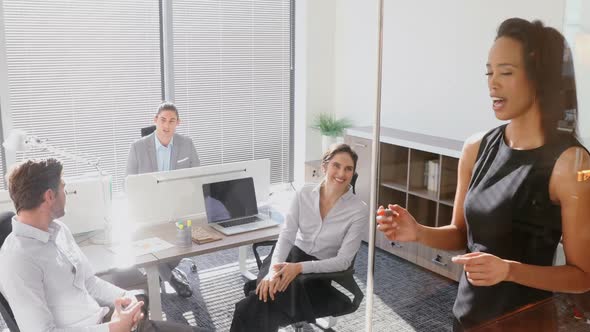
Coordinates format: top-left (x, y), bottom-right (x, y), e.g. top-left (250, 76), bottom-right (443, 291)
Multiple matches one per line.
top-left (190, 263), bottom-right (197, 272)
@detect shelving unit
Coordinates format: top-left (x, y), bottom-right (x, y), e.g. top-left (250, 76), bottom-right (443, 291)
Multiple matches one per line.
top-left (345, 126), bottom-right (465, 282)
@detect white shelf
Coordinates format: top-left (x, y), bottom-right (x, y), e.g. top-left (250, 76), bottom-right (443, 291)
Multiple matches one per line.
top-left (346, 127), bottom-right (463, 158)
top-left (381, 180), bottom-right (406, 192)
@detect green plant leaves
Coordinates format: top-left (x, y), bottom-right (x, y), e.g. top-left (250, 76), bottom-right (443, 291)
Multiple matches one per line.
top-left (311, 113), bottom-right (352, 137)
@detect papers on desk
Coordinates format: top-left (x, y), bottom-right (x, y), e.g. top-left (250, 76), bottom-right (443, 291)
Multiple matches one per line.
top-left (108, 237), bottom-right (174, 257)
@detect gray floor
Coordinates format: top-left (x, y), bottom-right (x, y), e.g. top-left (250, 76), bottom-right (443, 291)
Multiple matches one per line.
top-left (158, 243), bottom-right (459, 331)
top-left (5, 243), bottom-right (589, 331)
top-left (0, 243), bottom-right (458, 332)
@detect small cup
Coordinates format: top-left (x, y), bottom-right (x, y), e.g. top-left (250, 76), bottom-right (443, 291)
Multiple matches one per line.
top-left (175, 224), bottom-right (192, 247)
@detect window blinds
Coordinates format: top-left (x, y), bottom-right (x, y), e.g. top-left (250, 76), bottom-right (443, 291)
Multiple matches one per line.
top-left (172, 0), bottom-right (293, 184)
top-left (2, 0), bottom-right (292, 190)
top-left (3, 0), bottom-right (162, 191)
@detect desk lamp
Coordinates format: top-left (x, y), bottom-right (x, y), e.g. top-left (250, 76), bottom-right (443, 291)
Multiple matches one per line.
top-left (2, 129), bottom-right (113, 244)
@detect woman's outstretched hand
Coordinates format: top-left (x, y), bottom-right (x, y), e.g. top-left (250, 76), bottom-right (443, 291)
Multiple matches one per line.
top-left (376, 204), bottom-right (420, 242)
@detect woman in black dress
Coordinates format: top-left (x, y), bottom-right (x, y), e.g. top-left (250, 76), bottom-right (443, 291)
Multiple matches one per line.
top-left (377, 17), bottom-right (590, 330)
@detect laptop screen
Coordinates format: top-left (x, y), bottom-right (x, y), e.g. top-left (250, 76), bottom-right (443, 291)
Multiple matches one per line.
top-left (202, 177), bottom-right (259, 223)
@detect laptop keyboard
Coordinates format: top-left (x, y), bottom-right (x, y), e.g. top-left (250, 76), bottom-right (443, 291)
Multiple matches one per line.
top-left (218, 216), bottom-right (261, 228)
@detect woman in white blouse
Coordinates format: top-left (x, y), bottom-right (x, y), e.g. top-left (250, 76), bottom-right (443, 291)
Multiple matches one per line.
top-left (230, 143), bottom-right (368, 332)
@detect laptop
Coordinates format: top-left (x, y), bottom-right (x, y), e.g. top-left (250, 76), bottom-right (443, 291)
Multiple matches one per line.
top-left (202, 177), bottom-right (279, 235)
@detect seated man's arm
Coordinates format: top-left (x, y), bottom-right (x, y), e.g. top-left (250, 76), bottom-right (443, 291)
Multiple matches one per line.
top-left (300, 204), bottom-right (368, 274)
top-left (74, 231), bottom-right (134, 307)
top-left (85, 275), bottom-right (128, 308)
top-left (125, 143), bottom-right (139, 176)
top-left (188, 137), bottom-right (200, 167)
top-left (0, 253), bottom-right (111, 332)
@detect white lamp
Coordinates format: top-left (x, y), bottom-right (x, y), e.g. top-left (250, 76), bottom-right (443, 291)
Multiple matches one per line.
top-left (2, 129), bottom-right (113, 244)
top-left (3, 129), bottom-right (102, 170)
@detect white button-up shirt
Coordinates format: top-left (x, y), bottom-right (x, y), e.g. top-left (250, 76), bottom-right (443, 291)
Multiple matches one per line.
top-left (0, 218), bottom-right (128, 332)
top-left (155, 134), bottom-right (173, 172)
top-left (271, 183), bottom-right (368, 274)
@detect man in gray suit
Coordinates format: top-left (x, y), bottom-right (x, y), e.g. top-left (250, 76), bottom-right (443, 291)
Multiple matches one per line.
top-left (126, 101), bottom-right (200, 298)
top-left (126, 102), bottom-right (200, 176)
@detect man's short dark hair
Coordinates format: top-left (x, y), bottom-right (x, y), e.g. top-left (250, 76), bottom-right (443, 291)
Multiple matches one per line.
top-left (7, 158), bottom-right (63, 213)
top-left (156, 101), bottom-right (179, 119)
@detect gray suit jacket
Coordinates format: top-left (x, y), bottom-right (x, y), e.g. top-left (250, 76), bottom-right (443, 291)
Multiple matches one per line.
top-left (126, 132), bottom-right (200, 176)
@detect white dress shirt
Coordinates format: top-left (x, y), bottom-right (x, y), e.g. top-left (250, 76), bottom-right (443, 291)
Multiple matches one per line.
top-left (271, 183), bottom-right (368, 274)
top-left (155, 134), bottom-right (173, 172)
top-left (0, 217), bottom-right (128, 332)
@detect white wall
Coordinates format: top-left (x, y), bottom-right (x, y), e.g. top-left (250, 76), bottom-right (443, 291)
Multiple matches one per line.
top-left (297, 0), bottom-right (590, 174)
top-left (564, 0), bottom-right (590, 144)
top-left (304, 0), bottom-right (337, 161)
top-left (293, 0), bottom-right (338, 183)
top-left (333, 0), bottom-right (379, 128)
top-left (331, 0), bottom-right (567, 142)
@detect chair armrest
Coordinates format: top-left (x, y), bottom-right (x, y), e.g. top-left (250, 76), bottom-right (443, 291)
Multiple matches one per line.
top-left (297, 268), bottom-right (355, 283)
top-left (252, 240), bottom-right (277, 269)
top-left (297, 268), bottom-right (364, 309)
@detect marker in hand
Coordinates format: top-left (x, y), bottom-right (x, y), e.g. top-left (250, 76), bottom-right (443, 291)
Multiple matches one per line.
top-left (376, 206), bottom-right (396, 224)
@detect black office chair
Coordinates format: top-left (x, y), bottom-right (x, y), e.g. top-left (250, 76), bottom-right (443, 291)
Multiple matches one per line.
top-left (248, 249), bottom-right (363, 330)
top-left (0, 211), bottom-right (20, 332)
top-left (249, 172), bottom-right (363, 330)
top-left (140, 125), bottom-right (157, 137)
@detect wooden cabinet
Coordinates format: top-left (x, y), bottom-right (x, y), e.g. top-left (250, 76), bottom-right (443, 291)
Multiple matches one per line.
top-left (345, 127), bottom-right (465, 282)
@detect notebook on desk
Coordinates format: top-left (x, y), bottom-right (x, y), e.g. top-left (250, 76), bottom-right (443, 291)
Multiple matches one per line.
top-left (202, 177), bottom-right (279, 235)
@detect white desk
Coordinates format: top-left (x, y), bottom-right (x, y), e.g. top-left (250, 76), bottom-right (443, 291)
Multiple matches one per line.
top-left (79, 220), bottom-right (281, 321)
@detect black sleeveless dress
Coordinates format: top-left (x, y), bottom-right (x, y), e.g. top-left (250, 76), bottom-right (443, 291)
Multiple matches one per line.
top-left (453, 124), bottom-right (587, 328)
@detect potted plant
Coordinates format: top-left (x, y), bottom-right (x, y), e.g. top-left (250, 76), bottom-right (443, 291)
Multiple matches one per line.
top-left (311, 113), bottom-right (352, 153)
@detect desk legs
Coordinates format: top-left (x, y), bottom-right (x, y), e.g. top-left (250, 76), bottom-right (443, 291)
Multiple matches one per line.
top-left (239, 245), bottom-right (256, 280)
top-left (146, 265), bottom-right (163, 321)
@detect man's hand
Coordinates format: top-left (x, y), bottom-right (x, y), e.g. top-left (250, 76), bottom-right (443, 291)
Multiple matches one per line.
top-left (108, 297), bottom-right (144, 332)
top-left (121, 295), bottom-right (144, 325)
top-left (452, 252), bottom-right (510, 286)
top-left (274, 262), bottom-right (302, 292)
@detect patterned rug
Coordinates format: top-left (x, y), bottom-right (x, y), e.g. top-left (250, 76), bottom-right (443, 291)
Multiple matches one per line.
top-left (159, 243), bottom-right (458, 331)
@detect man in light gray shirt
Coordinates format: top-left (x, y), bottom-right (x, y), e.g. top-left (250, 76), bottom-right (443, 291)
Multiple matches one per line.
top-left (0, 158), bottom-right (207, 332)
top-left (125, 101), bottom-right (200, 298)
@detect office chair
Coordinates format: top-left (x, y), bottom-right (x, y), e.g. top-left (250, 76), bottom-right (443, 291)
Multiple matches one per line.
top-left (139, 124), bottom-right (198, 277)
top-left (140, 125), bottom-right (157, 137)
top-left (0, 211), bottom-right (20, 332)
top-left (249, 172), bottom-right (363, 330)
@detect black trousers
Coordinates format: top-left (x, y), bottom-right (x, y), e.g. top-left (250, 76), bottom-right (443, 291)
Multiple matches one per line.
top-left (103, 303), bottom-right (211, 332)
top-left (453, 318), bottom-right (465, 332)
top-left (230, 246), bottom-right (330, 332)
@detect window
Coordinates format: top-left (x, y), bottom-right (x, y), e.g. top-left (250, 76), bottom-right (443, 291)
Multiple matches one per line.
top-left (2, 0), bottom-right (162, 192)
top-left (1, 0), bottom-right (293, 190)
top-left (172, 0), bottom-right (293, 183)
